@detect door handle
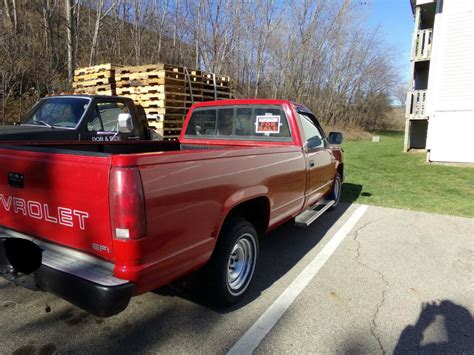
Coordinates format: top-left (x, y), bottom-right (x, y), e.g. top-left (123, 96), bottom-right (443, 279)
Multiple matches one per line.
top-left (309, 160), bottom-right (315, 168)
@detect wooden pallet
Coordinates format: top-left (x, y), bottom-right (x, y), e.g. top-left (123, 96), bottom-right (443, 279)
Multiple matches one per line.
top-left (73, 63), bottom-right (233, 137)
top-left (117, 64), bottom-right (206, 75)
top-left (116, 84), bottom-right (189, 95)
top-left (116, 64), bottom-right (169, 74)
top-left (164, 127), bottom-right (182, 134)
top-left (164, 123), bottom-right (184, 131)
top-left (74, 63), bottom-right (121, 76)
top-left (121, 92), bottom-right (199, 102)
top-left (116, 69), bottom-right (201, 82)
top-left (74, 84), bottom-right (115, 95)
top-left (142, 107), bottom-right (189, 115)
top-left (73, 64), bottom-right (120, 95)
top-left (138, 99), bottom-right (193, 108)
top-left (161, 114), bottom-right (188, 139)
top-left (147, 120), bottom-right (164, 135)
top-left (73, 78), bottom-right (115, 88)
top-left (202, 72), bottom-right (231, 83)
top-left (74, 70), bottom-right (115, 82)
top-left (144, 114), bottom-right (163, 121)
top-left (75, 90), bottom-right (115, 96)
top-left (116, 77), bottom-right (189, 88)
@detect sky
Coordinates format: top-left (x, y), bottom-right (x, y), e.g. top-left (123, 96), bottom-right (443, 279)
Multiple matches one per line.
top-left (362, 0), bottom-right (414, 82)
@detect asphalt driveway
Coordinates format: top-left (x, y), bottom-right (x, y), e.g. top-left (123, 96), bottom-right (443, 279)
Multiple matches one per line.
top-left (1, 204), bottom-right (473, 354)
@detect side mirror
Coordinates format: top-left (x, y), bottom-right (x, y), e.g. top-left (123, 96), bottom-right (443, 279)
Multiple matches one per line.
top-left (328, 131), bottom-right (343, 145)
top-left (118, 113), bottom-right (133, 133)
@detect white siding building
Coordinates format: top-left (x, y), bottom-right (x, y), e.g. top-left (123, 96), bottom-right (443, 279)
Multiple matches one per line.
top-left (405, 0), bottom-right (473, 163)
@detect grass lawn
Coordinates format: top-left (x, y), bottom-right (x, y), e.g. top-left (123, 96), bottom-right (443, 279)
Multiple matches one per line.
top-left (340, 132), bottom-right (474, 218)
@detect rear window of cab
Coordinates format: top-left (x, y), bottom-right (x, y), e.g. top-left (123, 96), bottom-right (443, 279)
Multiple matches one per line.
top-left (184, 105), bottom-right (292, 141)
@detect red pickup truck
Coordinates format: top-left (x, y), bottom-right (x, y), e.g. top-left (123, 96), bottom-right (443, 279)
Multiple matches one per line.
top-left (0, 99), bottom-right (344, 317)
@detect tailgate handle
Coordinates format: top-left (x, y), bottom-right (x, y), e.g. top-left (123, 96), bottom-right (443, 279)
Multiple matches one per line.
top-left (8, 172), bottom-right (24, 189)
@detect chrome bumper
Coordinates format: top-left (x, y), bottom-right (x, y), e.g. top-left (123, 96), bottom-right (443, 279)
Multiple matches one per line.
top-left (0, 227), bottom-right (133, 317)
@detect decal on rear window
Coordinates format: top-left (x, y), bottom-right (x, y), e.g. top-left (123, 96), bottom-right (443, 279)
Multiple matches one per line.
top-left (255, 115), bottom-right (281, 134)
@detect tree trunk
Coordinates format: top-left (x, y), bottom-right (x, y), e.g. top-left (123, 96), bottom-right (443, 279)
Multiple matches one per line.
top-left (42, 0), bottom-right (52, 67)
top-left (11, 0), bottom-right (17, 32)
top-left (66, 0), bottom-right (76, 83)
top-left (89, 0), bottom-right (117, 66)
top-left (3, 0), bottom-right (13, 30)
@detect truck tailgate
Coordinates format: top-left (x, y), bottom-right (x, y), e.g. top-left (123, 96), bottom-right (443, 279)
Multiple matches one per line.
top-left (0, 147), bottom-right (114, 261)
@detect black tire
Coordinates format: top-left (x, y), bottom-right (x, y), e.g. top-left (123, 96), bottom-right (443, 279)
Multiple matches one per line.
top-left (329, 173), bottom-right (342, 211)
top-left (206, 218), bottom-right (259, 306)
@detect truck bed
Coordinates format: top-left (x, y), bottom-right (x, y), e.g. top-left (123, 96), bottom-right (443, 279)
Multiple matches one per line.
top-left (0, 142), bottom-right (306, 266)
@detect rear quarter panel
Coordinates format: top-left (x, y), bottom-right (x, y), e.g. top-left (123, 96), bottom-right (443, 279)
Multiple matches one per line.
top-left (112, 147), bottom-right (306, 292)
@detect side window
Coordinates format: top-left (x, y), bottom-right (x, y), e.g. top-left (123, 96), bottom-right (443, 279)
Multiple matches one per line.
top-left (87, 101), bottom-right (129, 132)
top-left (300, 114), bottom-right (325, 150)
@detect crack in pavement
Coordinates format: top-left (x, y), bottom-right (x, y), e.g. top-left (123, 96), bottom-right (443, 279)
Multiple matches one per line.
top-left (352, 216), bottom-right (391, 354)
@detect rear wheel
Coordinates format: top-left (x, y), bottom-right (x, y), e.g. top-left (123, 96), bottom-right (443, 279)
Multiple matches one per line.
top-left (329, 173), bottom-right (342, 210)
top-left (206, 219), bottom-right (259, 306)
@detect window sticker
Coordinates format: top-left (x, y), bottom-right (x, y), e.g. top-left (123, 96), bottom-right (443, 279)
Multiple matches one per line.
top-left (255, 115), bottom-right (281, 134)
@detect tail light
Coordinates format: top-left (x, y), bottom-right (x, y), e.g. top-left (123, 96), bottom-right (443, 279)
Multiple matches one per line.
top-left (109, 166), bottom-right (147, 240)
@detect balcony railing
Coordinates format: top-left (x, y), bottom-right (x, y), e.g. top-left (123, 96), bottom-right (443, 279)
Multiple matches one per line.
top-left (406, 90), bottom-right (427, 119)
top-left (413, 29), bottom-right (433, 61)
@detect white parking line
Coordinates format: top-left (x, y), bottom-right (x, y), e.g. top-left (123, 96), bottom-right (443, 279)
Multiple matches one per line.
top-left (227, 204), bottom-right (369, 355)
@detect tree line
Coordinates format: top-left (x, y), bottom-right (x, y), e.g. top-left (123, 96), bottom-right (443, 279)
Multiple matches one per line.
top-left (1, 0), bottom-right (401, 130)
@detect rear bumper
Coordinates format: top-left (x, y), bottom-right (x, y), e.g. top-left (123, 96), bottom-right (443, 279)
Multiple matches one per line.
top-left (0, 234), bottom-right (133, 318)
top-left (35, 264), bottom-right (133, 317)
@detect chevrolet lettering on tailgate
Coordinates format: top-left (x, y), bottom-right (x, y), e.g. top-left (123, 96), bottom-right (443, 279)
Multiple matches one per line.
top-left (0, 194), bottom-right (89, 230)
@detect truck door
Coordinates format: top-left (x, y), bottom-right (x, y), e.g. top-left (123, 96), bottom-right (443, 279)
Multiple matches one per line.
top-left (81, 100), bottom-right (140, 142)
top-left (299, 113), bottom-right (336, 207)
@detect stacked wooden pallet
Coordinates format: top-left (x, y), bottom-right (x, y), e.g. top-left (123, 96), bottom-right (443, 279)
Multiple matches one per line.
top-left (73, 63), bottom-right (233, 139)
top-left (115, 64), bottom-right (232, 139)
top-left (73, 63), bottom-right (121, 96)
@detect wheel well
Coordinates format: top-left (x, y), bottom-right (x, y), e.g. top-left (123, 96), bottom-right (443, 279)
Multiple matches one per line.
top-left (337, 163), bottom-right (344, 181)
top-left (224, 197), bottom-right (270, 237)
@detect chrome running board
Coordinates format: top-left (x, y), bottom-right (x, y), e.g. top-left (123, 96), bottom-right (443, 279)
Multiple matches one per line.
top-left (295, 200), bottom-right (335, 227)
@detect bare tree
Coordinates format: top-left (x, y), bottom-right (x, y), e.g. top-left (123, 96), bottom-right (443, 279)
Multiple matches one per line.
top-left (90, 0), bottom-right (117, 66)
top-left (1, 0), bottom-right (400, 131)
top-left (394, 82), bottom-right (409, 106)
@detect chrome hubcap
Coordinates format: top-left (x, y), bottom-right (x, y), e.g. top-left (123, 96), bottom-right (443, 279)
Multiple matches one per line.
top-left (227, 234), bottom-right (256, 296)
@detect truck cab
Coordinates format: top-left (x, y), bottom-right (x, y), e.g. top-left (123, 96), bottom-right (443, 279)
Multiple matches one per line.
top-left (0, 95), bottom-right (158, 142)
top-left (180, 100), bottom-right (343, 211)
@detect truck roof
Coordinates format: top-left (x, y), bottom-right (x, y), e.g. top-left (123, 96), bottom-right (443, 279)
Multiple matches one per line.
top-left (190, 99), bottom-right (312, 114)
top-left (44, 94), bottom-right (134, 101)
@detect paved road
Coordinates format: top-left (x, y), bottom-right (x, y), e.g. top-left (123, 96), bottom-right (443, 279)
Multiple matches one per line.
top-left (1, 204), bottom-right (473, 354)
